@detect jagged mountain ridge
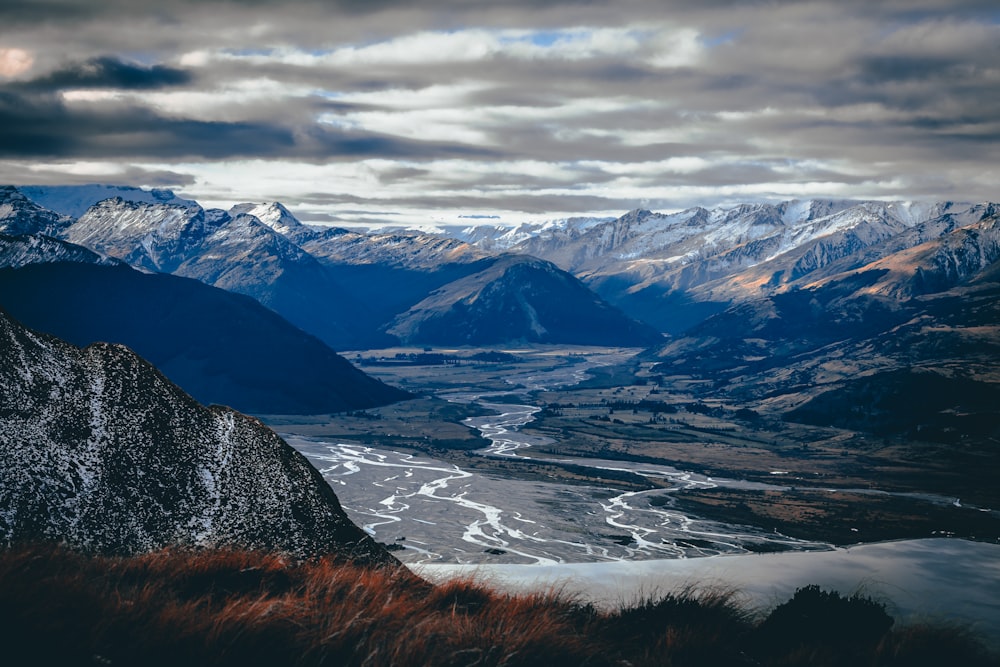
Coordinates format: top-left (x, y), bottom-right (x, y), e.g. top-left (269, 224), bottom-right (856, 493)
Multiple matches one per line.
top-left (18, 184), bottom-right (197, 218)
top-left (644, 211), bottom-right (1000, 435)
top-left (0, 261), bottom-right (410, 414)
top-left (0, 233), bottom-right (123, 269)
top-left (11, 186), bottom-right (660, 348)
top-left (451, 199), bottom-right (997, 332)
top-left (0, 308), bottom-right (396, 564)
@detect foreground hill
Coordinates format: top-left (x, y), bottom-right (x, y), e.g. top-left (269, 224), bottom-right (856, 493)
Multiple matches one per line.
top-left (0, 260), bottom-right (409, 414)
top-left (0, 308), bottom-right (396, 564)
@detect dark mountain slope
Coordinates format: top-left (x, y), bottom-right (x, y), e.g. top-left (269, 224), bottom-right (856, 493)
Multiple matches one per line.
top-left (0, 308), bottom-right (396, 564)
top-left (386, 255), bottom-right (664, 347)
top-left (0, 262), bottom-right (409, 414)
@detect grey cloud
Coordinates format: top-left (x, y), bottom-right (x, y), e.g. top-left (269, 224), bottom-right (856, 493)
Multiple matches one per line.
top-left (0, 164), bottom-right (196, 188)
top-left (15, 57), bottom-right (192, 91)
top-left (0, 89), bottom-right (501, 161)
top-left (1, 0), bottom-right (998, 216)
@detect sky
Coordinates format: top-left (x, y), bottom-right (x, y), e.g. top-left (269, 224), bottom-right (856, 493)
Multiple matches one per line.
top-left (0, 0), bottom-right (998, 228)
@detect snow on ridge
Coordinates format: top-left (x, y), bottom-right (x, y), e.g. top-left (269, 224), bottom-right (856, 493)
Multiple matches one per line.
top-left (19, 185), bottom-right (198, 219)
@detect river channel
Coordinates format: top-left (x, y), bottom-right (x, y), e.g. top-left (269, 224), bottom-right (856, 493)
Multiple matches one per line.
top-left (287, 352), bottom-right (830, 565)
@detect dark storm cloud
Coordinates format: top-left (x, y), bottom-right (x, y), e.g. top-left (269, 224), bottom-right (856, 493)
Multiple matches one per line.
top-left (1, 0), bottom-right (998, 219)
top-left (0, 90), bottom-right (292, 158)
top-left (0, 89), bottom-right (501, 161)
top-left (14, 57), bottom-right (192, 91)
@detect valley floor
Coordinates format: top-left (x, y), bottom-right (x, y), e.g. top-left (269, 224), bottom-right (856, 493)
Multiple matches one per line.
top-left (262, 346), bottom-right (1000, 564)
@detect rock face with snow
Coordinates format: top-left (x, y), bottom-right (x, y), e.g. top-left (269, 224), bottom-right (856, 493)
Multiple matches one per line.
top-left (457, 200), bottom-right (999, 332)
top-left (0, 186), bottom-right (73, 237)
top-left (0, 233), bottom-right (123, 269)
top-left (17, 184), bottom-right (197, 218)
top-left (386, 255), bottom-right (663, 346)
top-left (0, 308), bottom-right (397, 564)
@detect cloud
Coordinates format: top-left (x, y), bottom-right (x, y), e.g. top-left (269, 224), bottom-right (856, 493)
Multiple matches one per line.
top-left (15, 56), bottom-right (192, 91)
top-left (0, 48), bottom-right (33, 78)
top-left (0, 88), bottom-right (497, 161)
top-left (0, 160), bottom-right (196, 187)
top-left (0, 1), bottom-right (998, 224)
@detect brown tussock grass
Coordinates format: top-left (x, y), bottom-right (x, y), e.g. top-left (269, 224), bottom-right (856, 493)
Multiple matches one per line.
top-left (0, 543), bottom-right (996, 667)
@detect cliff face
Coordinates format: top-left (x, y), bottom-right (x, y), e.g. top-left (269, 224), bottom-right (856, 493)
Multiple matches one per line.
top-left (0, 308), bottom-right (396, 566)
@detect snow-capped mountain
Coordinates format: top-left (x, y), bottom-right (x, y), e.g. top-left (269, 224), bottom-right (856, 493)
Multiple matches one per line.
top-left (17, 184), bottom-right (197, 218)
top-left (0, 308), bottom-right (396, 564)
top-left (66, 198), bottom-right (214, 272)
top-left (643, 208), bottom-right (1000, 419)
top-left (65, 198), bottom-right (371, 350)
top-left (8, 187), bottom-right (661, 349)
top-left (0, 233), bottom-right (123, 269)
top-left (229, 201), bottom-right (322, 245)
top-left (444, 216), bottom-right (614, 253)
top-left (0, 186), bottom-right (73, 237)
top-left (450, 199), bottom-right (998, 332)
top-left (301, 228), bottom-right (488, 269)
top-left (231, 201), bottom-right (488, 269)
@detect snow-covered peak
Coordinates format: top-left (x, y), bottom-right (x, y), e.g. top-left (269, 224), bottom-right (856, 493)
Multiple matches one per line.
top-left (0, 186), bottom-right (74, 237)
top-left (230, 202), bottom-right (298, 231)
top-left (228, 202), bottom-right (324, 244)
top-left (18, 184), bottom-right (198, 218)
top-left (67, 198), bottom-right (210, 273)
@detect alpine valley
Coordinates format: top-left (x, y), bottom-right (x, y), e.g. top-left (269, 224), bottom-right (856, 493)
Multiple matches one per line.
top-left (2, 183), bottom-right (998, 581)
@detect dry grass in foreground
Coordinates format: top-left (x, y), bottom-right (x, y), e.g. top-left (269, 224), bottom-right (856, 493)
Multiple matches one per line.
top-left (0, 544), bottom-right (996, 667)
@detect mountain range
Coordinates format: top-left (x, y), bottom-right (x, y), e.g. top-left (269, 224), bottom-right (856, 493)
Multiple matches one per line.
top-left (0, 308), bottom-right (395, 564)
top-left (5, 183), bottom-right (998, 441)
top-left (443, 198), bottom-right (1000, 443)
top-left (2, 185), bottom-right (661, 351)
top-left (453, 200), bottom-right (998, 333)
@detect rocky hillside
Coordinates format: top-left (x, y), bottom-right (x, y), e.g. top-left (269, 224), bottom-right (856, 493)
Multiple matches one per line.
top-left (644, 212), bottom-right (1000, 440)
top-left (0, 308), bottom-right (396, 564)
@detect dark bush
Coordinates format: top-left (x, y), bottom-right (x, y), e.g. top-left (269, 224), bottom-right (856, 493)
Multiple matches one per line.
top-left (752, 585), bottom-right (894, 663)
